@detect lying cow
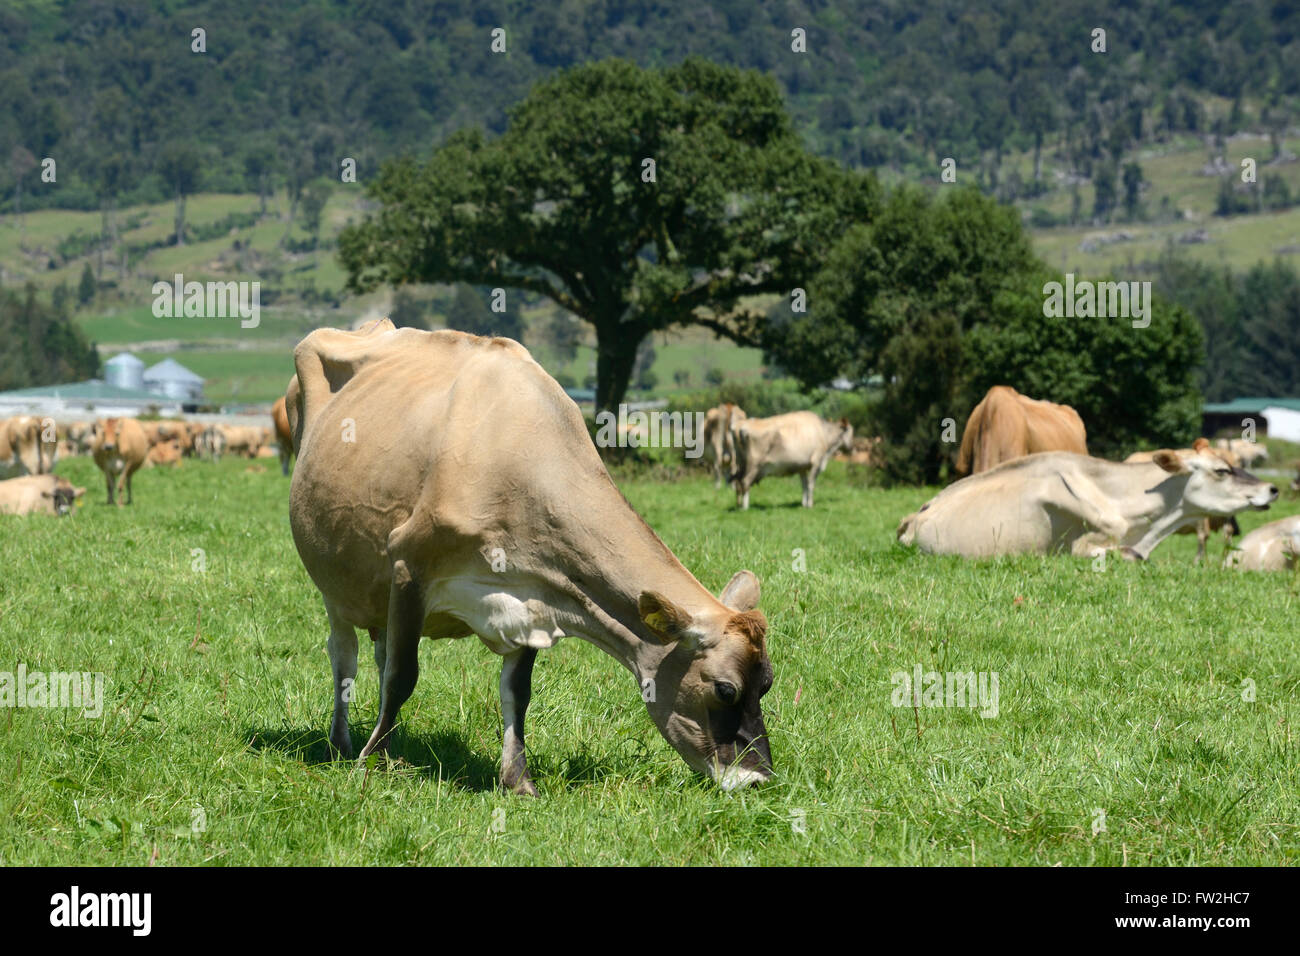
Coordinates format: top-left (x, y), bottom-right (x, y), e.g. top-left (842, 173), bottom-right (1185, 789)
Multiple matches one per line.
top-left (1125, 440), bottom-right (1242, 562)
top-left (730, 412), bottom-right (853, 509)
top-left (956, 385), bottom-right (1087, 476)
top-left (897, 446), bottom-right (1277, 560)
top-left (146, 439), bottom-right (184, 468)
top-left (89, 417), bottom-right (148, 506)
top-left (701, 403), bottom-right (746, 489)
top-left (1225, 516), bottom-right (1300, 571)
top-left (0, 474), bottom-right (85, 516)
top-left (287, 319), bottom-right (774, 794)
top-left (271, 396), bottom-right (294, 476)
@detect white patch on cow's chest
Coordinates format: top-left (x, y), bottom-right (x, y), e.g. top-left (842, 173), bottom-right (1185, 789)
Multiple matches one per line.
top-left (438, 581), bottom-right (566, 654)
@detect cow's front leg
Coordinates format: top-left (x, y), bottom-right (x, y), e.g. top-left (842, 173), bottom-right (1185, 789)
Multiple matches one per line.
top-left (326, 603), bottom-right (359, 758)
top-left (359, 561), bottom-right (423, 760)
top-left (800, 470), bottom-right (815, 508)
top-left (499, 647), bottom-right (539, 797)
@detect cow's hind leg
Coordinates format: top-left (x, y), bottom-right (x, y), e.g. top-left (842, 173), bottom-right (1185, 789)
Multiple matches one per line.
top-left (358, 559), bottom-right (423, 760)
top-left (499, 647), bottom-right (539, 797)
top-left (800, 469), bottom-right (815, 508)
top-left (369, 627), bottom-right (386, 715)
top-left (326, 602), bottom-right (359, 758)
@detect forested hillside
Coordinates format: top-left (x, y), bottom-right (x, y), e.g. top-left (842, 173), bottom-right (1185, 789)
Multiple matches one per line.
top-left (3, 0), bottom-right (1298, 211)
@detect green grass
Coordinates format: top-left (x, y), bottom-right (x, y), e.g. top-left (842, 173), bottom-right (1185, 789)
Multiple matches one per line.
top-left (1, 455), bottom-right (1297, 865)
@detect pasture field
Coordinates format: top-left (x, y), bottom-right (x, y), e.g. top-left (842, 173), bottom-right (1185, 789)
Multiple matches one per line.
top-left (1, 455), bottom-right (1298, 866)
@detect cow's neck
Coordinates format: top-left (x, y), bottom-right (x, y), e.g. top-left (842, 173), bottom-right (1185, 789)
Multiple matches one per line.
top-left (1108, 471), bottom-right (1197, 559)
top-left (522, 479), bottom-right (722, 677)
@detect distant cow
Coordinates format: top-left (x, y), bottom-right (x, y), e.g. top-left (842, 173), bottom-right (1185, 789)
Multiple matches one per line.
top-left (956, 386), bottom-right (1087, 476)
top-left (730, 412), bottom-right (853, 509)
top-left (1225, 516), bottom-right (1300, 571)
top-left (898, 445), bottom-right (1277, 560)
top-left (146, 439), bottom-right (184, 468)
top-left (701, 403), bottom-right (746, 489)
top-left (89, 417), bottom-right (148, 506)
top-left (0, 416), bottom-right (57, 476)
top-left (0, 474), bottom-right (85, 516)
top-left (221, 425), bottom-right (264, 458)
top-left (1125, 441), bottom-right (1243, 562)
top-left (1215, 438), bottom-right (1267, 468)
top-left (195, 425), bottom-right (228, 462)
top-left (287, 319), bottom-right (774, 794)
top-left (272, 396), bottom-right (294, 475)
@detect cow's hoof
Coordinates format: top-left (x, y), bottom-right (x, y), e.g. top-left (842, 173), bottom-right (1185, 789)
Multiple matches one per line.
top-left (502, 775), bottom-right (539, 797)
top-left (1120, 547), bottom-right (1145, 562)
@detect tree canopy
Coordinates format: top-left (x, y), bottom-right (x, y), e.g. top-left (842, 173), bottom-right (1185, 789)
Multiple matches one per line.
top-left (339, 57), bottom-right (879, 410)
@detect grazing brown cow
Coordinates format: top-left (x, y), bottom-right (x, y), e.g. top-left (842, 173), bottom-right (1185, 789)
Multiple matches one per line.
top-left (0, 474), bottom-right (85, 516)
top-left (287, 319), bottom-right (774, 794)
top-left (271, 396), bottom-right (294, 476)
top-left (956, 386), bottom-right (1088, 476)
top-left (89, 418), bottom-right (148, 506)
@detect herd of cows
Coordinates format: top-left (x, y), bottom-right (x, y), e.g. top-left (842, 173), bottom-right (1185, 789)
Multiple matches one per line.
top-left (0, 406), bottom-right (295, 512)
top-left (2, 320), bottom-right (1298, 793)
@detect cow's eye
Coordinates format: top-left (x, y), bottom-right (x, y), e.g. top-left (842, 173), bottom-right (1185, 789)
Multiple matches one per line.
top-left (1215, 468), bottom-right (1232, 477)
top-left (714, 680), bottom-right (738, 705)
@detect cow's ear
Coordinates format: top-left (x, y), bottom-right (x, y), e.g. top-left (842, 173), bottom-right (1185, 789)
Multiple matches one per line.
top-left (1192, 437), bottom-right (1210, 453)
top-left (719, 570), bottom-right (760, 612)
top-left (73, 486), bottom-right (85, 498)
top-left (638, 591), bottom-right (696, 645)
top-left (1153, 450), bottom-right (1188, 473)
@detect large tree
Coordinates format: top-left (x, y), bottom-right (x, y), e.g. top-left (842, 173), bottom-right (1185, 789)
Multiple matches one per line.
top-left (767, 186), bottom-right (1204, 483)
top-left (338, 57), bottom-right (879, 410)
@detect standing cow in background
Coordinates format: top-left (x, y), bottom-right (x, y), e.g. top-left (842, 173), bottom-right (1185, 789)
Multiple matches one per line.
top-left (956, 386), bottom-right (1087, 476)
top-left (730, 412), bottom-right (853, 510)
top-left (89, 417), bottom-right (148, 506)
top-left (701, 403), bottom-right (746, 489)
top-left (271, 396), bottom-right (294, 476)
top-left (287, 319), bottom-right (775, 794)
top-left (1215, 437), bottom-right (1268, 468)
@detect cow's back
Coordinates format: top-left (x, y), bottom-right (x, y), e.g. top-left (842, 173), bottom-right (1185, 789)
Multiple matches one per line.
top-left (290, 327), bottom-right (599, 628)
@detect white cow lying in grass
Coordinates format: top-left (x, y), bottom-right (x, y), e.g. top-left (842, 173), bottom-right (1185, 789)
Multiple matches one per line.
top-left (898, 442), bottom-right (1277, 560)
top-left (1225, 516), bottom-right (1300, 571)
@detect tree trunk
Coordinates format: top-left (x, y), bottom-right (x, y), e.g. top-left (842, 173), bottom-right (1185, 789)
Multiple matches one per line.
top-left (594, 321), bottom-right (643, 414)
top-left (174, 191), bottom-right (186, 246)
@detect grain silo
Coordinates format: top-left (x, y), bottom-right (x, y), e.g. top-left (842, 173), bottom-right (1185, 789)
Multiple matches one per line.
top-left (104, 352), bottom-right (145, 391)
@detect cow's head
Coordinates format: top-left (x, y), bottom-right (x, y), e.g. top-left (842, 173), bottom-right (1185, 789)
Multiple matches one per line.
top-left (835, 418), bottom-right (854, 454)
top-left (91, 418), bottom-right (121, 452)
top-left (43, 478), bottom-right (85, 516)
top-left (637, 570), bottom-right (774, 790)
top-left (1154, 438), bottom-right (1277, 515)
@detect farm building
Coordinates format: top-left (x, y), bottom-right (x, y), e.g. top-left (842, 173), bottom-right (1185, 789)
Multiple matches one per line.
top-left (143, 358), bottom-right (205, 402)
top-left (1202, 397), bottom-right (1300, 443)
